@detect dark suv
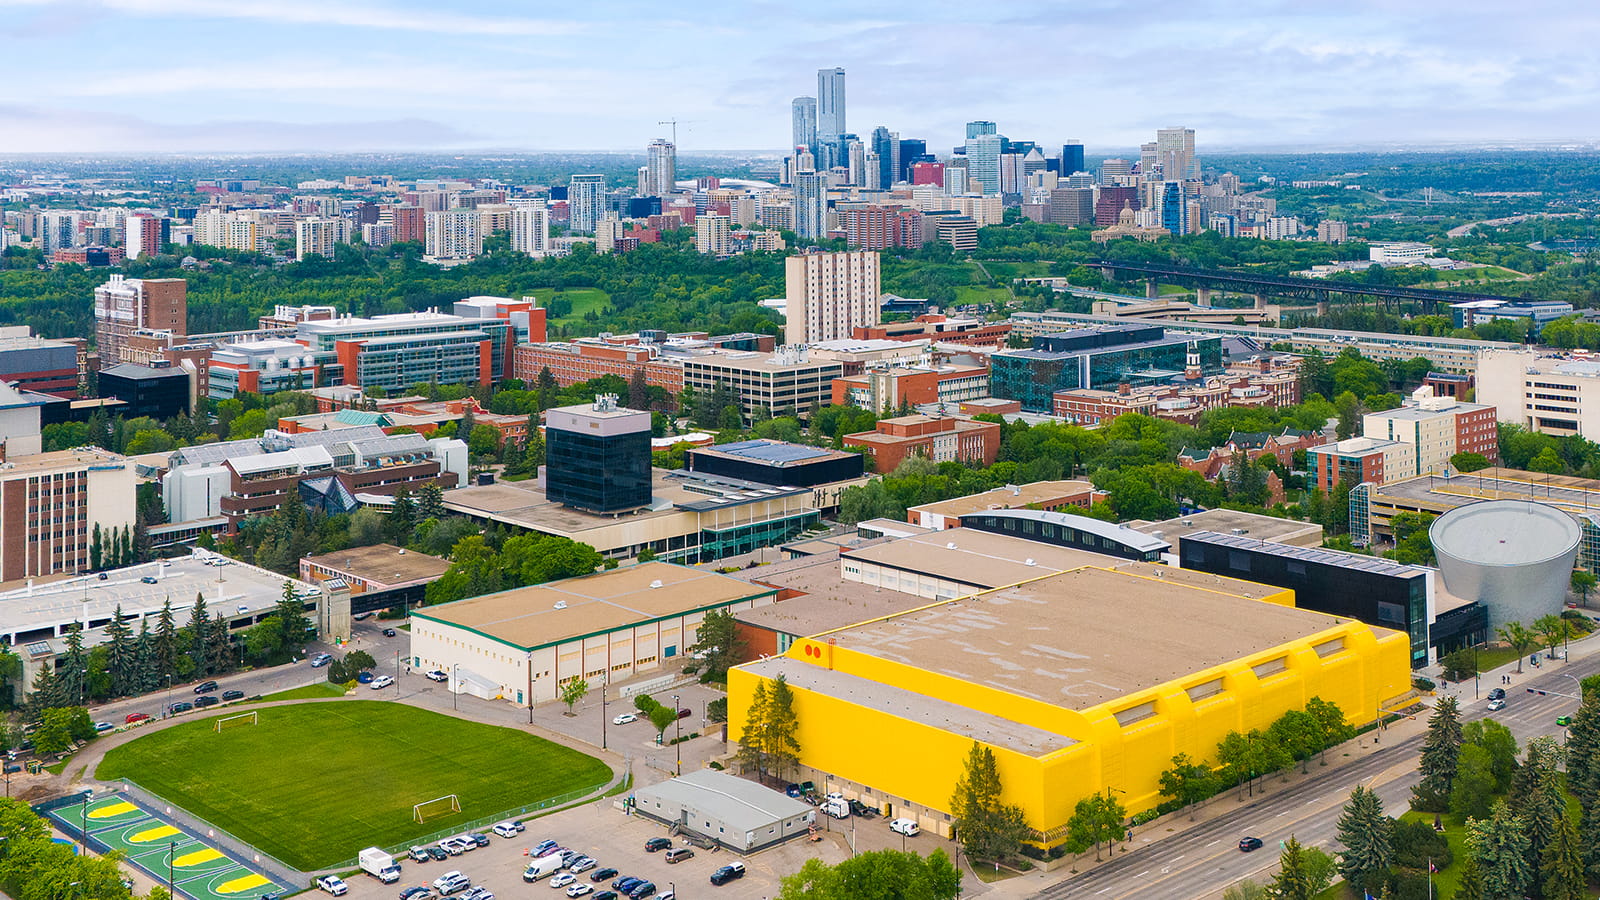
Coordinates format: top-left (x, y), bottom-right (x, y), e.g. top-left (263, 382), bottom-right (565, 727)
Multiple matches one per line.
top-left (709, 863), bottom-right (745, 886)
top-left (643, 838), bottom-right (671, 852)
top-left (194, 680), bottom-right (219, 694)
top-left (1487, 687), bottom-right (1507, 701)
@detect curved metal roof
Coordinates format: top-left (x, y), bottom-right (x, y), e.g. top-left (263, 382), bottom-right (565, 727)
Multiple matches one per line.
top-left (1429, 499), bottom-right (1582, 568)
top-left (959, 507), bottom-right (1171, 553)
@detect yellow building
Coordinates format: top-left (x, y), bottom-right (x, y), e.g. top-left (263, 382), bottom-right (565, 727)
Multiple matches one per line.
top-left (727, 564), bottom-right (1410, 844)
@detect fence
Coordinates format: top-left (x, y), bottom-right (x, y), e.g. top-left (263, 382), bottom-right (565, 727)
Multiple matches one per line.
top-left (331, 779), bottom-right (614, 870)
top-left (617, 673), bottom-right (696, 699)
top-left (116, 779), bottom-right (309, 887)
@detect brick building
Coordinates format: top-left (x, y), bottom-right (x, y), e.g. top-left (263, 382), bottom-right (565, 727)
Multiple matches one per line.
top-left (830, 365), bottom-right (989, 413)
top-left (842, 414), bottom-right (1000, 472)
top-left (512, 339), bottom-right (685, 393)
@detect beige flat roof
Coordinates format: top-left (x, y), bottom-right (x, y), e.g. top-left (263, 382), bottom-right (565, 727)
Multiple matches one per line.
top-left (442, 471), bottom-right (697, 536)
top-left (301, 543), bottom-right (450, 585)
top-left (842, 527), bottom-right (1133, 589)
top-left (733, 551), bottom-right (933, 636)
top-left (906, 480), bottom-right (1096, 520)
top-left (1127, 509), bottom-right (1324, 547)
top-left (416, 562), bottom-right (773, 649)
top-left (823, 566), bottom-right (1361, 710)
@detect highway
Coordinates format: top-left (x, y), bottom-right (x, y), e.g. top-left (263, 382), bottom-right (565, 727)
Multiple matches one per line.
top-left (1033, 657), bottom-right (1594, 900)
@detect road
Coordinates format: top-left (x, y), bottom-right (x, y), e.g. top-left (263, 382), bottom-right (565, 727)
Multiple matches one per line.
top-left (1033, 658), bottom-right (1596, 900)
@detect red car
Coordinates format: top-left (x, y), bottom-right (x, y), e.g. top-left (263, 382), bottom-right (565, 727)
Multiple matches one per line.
top-left (125, 713), bottom-right (150, 724)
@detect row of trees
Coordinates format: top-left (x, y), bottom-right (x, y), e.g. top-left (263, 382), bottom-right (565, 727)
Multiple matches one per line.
top-left (0, 797), bottom-right (141, 900)
top-left (735, 674), bottom-right (801, 786)
top-left (776, 848), bottom-right (960, 900)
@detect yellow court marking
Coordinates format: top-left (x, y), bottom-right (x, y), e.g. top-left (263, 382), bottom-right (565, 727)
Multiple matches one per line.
top-left (129, 824), bottom-right (181, 844)
top-left (89, 801), bottom-right (140, 819)
top-left (217, 874), bottom-right (272, 894)
top-left (175, 848), bottom-right (224, 867)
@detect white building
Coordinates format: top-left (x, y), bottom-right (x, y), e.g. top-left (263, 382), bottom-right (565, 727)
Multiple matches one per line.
top-left (425, 210), bottom-right (481, 260)
top-left (1478, 349), bottom-right (1600, 439)
top-left (645, 139), bottom-right (676, 196)
top-left (784, 249), bottom-right (881, 345)
top-left (695, 214), bottom-right (732, 258)
top-left (295, 217), bottom-right (342, 261)
top-left (568, 175), bottom-right (606, 234)
top-left (509, 200), bottom-right (550, 258)
top-left (1370, 242), bottom-right (1435, 264)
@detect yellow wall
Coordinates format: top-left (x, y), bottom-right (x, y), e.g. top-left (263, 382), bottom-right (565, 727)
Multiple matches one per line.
top-left (727, 617), bottom-right (1409, 842)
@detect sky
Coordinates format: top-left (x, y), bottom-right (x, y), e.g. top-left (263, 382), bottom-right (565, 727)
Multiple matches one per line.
top-left (2, 0), bottom-right (1598, 155)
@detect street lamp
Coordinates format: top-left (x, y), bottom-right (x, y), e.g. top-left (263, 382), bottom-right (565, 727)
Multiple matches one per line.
top-left (78, 795), bottom-right (88, 853)
top-left (395, 650), bottom-right (401, 697)
top-left (673, 692), bottom-right (682, 775)
top-left (167, 840), bottom-right (177, 896)
top-left (526, 652), bottom-right (534, 725)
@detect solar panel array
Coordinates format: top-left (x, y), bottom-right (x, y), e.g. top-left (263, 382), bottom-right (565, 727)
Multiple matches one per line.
top-left (714, 440), bottom-right (830, 464)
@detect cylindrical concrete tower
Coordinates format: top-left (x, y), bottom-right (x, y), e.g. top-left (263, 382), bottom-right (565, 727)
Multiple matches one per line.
top-left (1430, 499), bottom-right (1581, 632)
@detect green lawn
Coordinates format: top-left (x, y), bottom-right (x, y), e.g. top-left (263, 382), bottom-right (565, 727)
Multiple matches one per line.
top-left (97, 702), bottom-right (611, 871)
top-left (539, 287), bottom-right (610, 324)
top-left (252, 682), bottom-right (347, 703)
top-left (954, 285), bottom-right (1013, 305)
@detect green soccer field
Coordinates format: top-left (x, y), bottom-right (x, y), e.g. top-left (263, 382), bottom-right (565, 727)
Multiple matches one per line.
top-left (96, 702), bottom-right (612, 871)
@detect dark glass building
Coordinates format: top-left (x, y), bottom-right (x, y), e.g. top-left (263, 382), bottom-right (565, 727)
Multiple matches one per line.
top-left (1177, 530), bottom-right (1486, 668)
top-left (544, 397), bottom-right (652, 514)
top-left (97, 363), bottom-right (189, 419)
top-left (687, 440), bottom-right (863, 488)
top-left (989, 324), bottom-right (1224, 412)
top-left (1061, 141), bottom-right (1086, 176)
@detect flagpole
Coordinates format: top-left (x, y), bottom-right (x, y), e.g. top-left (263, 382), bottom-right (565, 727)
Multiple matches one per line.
top-left (1428, 857), bottom-right (1433, 900)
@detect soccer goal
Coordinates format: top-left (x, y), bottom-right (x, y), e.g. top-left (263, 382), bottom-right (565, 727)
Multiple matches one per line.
top-left (213, 711), bottom-right (258, 733)
top-left (413, 794), bottom-right (461, 824)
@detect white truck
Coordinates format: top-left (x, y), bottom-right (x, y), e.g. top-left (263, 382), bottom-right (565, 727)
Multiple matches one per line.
top-left (521, 852), bottom-right (565, 882)
top-left (359, 847), bottom-right (402, 883)
top-left (820, 797), bottom-right (851, 819)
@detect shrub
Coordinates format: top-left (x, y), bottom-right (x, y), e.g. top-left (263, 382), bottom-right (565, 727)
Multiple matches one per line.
top-left (1412, 676), bottom-right (1436, 692)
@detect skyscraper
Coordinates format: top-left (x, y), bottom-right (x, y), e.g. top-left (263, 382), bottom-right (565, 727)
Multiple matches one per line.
top-left (1156, 127), bottom-right (1197, 180)
top-left (124, 214), bottom-right (165, 259)
top-left (791, 97), bottom-right (817, 155)
top-left (1061, 140), bottom-right (1086, 176)
top-left (816, 67), bottom-right (846, 167)
top-left (509, 199), bottom-right (550, 258)
top-left (1160, 181), bottom-right (1186, 234)
top-left (425, 210), bottom-right (481, 260)
top-left (966, 121), bottom-right (997, 139)
top-left (964, 133), bottom-right (1004, 196)
top-left (37, 211), bottom-right (78, 255)
top-left (870, 126), bottom-right (899, 189)
top-left (695, 213), bottom-right (732, 258)
top-left (568, 174), bottom-right (606, 234)
top-left (94, 274), bottom-right (187, 364)
top-left (897, 139), bottom-right (927, 181)
top-left (794, 172), bottom-right (827, 241)
top-left (784, 249), bottom-right (881, 345)
top-left (295, 218), bottom-right (340, 260)
top-left (646, 139), bottom-right (677, 196)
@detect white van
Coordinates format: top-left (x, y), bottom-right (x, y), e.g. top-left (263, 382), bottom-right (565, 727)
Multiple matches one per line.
top-left (889, 818), bottom-right (919, 837)
top-left (820, 797), bottom-right (850, 819)
top-left (521, 853), bottom-right (565, 882)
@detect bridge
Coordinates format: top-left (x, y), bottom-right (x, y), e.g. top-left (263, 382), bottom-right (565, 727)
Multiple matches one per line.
top-left (1091, 259), bottom-right (1521, 315)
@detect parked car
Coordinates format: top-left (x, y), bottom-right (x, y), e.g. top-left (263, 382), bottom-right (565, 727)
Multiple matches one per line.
top-left (468, 834), bottom-right (490, 848)
top-left (889, 818), bottom-right (919, 837)
top-left (644, 837), bottom-right (672, 852)
top-left (426, 670), bottom-right (449, 682)
top-left (93, 722), bottom-right (114, 734)
top-left (675, 708), bottom-right (691, 720)
top-left (194, 696), bottom-right (219, 708)
top-left (371, 675), bottom-right (395, 690)
top-left (399, 887), bottom-right (433, 900)
top-left (593, 894), bottom-right (617, 900)
top-left (656, 892), bottom-right (674, 900)
top-left (612, 713), bottom-right (636, 725)
top-left (709, 863), bottom-right (745, 886)
top-left (590, 868), bottom-right (618, 883)
top-left (125, 713), bottom-right (150, 724)
top-left (492, 822), bottom-right (522, 839)
top-left (568, 857), bottom-right (596, 874)
top-left (426, 847), bottom-right (448, 862)
top-left (613, 878), bottom-right (641, 893)
top-left (565, 887), bottom-right (593, 899)
top-left (437, 839), bottom-right (465, 856)
top-left (627, 882), bottom-right (655, 899)
top-left (310, 653), bottom-right (333, 668)
top-left (317, 876), bottom-right (349, 896)
top-left (167, 701), bottom-right (193, 714)
top-left (461, 888), bottom-right (492, 900)
top-left (664, 848), bottom-right (693, 864)
top-left (550, 873), bottom-right (576, 889)
top-left (383, 628), bottom-right (399, 637)
top-left (408, 847), bottom-right (431, 863)
top-left (357, 671), bottom-right (376, 684)
top-left (431, 873), bottom-right (469, 896)
top-left (533, 840), bottom-right (559, 857)
top-left (194, 680), bottom-right (218, 694)
top-left (222, 689), bottom-right (245, 701)
top-left (1239, 837), bottom-right (1264, 852)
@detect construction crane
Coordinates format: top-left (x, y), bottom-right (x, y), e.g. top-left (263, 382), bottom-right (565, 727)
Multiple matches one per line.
top-left (657, 119), bottom-right (700, 145)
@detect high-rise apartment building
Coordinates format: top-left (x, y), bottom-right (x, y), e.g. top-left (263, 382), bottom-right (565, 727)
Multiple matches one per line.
top-left (37, 211), bottom-right (79, 255)
top-left (784, 249), bottom-right (881, 345)
top-left (791, 97), bottom-right (817, 155)
top-left (646, 139), bottom-right (677, 196)
top-left (295, 217), bottom-right (341, 260)
top-left (509, 199), bottom-right (550, 257)
top-left (897, 139), bottom-right (928, 181)
top-left (794, 172), bottom-right (827, 241)
top-left (390, 205), bottom-right (426, 244)
top-left (424, 210), bottom-right (481, 260)
top-left (1156, 127), bottom-right (1198, 180)
top-left (93, 275), bottom-right (187, 364)
top-left (0, 447), bottom-right (135, 583)
top-left (695, 214), bottom-right (732, 258)
top-left (568, 174), bottom-right (606, 234)
top-left (964, 134), bottom-right (1004, 196)
top-left (816, 67), bottom-right (847, 162)
top-left (1061, 140), bottom-right (1086, 176)
top-left (1100, 158), bottom-right (1132, 181)
top-left (361, 223), bottom-right (393, 249)
top-left (124, 214), bottom-right (166, 258)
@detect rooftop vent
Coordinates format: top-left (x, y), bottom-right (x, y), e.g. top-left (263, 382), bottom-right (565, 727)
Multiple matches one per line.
top-left (650, 580), bottom-right (663, 589)
top-left (553, 601), bottom-right (568, 610)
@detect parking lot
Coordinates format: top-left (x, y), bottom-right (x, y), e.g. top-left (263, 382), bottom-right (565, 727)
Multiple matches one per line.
top-left (340, 795), bottom-right (853, 900)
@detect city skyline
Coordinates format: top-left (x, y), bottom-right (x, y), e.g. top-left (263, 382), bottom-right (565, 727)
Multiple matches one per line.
top-left (2, 0), bottom-right (1598, 154)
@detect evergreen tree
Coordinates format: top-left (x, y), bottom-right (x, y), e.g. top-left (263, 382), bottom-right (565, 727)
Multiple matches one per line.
top-left (522, 427), bottom-right (545, 474)
top-left (389, 488), bottom-right (416, 542)
top-left (1470, 801), bottom-right (1533, 900)
top-left (536, 367), bottom-right (559, 412)
top-left (1541, 812), bottom-right (1586, 900)
top-left (764, 674), bottom-right (802, 783)
top-left (154, 598), bottom-right (177, 680)
top-left (1454, 856), bottom-right (1484, 900)
top-left (1515, 737), bottom-right (1566, 873)
top-left (417, 481), bottom-right (446, 521)
top-left (1336, 785), bottom-right (1393, 894)
top-left (1564, 689), bottom-right (1600, 810)
top-left (186, 593), bottom-right (210, 675)
top-left (735, 680), bottom-right (770, 782)
top-left (1411, 695), bottom-right (1463, 811)
top-left (205, 613), bottom-right (232, 674)
top-left (276, 581), bottom-right (311, 657)
top-left (104, 605), bottom-right (134, 698)
top-left (90, 523), bottom-right (103, 571)
top-left (132, 619), bottom-right (157, 694)
top-left (628, 367), bottom-right (649, 411)
top-left (26, 665), bottom-right (65, 718)
top-left (1269, 836), bottom-right (1315, 900)
top-left (59, 627), bottom-right (87, 706)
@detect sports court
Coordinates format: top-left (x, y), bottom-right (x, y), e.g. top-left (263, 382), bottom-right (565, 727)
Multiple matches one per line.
top-left (48, 794), bottom-right (297, 900)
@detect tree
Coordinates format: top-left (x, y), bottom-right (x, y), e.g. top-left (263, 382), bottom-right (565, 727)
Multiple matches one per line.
top-left (951, 741), bottom-right (1031, 865)
top-left (1469, 800), bottom-right (1533, 900)
top-left (1336, 785), bottom-right (1393, 894)
top-left (1067, 791), bottom-right (1126, 862)
top-left (417, 481), bottom-right (446, 521)
top-left (687, 608), bottom-right (744, 683)
top-left (1304, 697), bottom-right (1356, 763)
top-left (775, 849), bottom-right (961, 900)
top-left (131, 620), bottom-right (157, 695)
top-left (103, 606), bottom-right (134, 698)
top-left (1451, 451), bottom-right (1492, 473)
top-left (1411, 695), bottom-right (1462, 812)
top-left (763, 674), bottom-right (802, 783)
top-left (1534, 613), bottom-right (1572, 658)
top-left (628, 367), bottom-right (650, 411)
top-left (154, 598), bottom-right (177, 681)
top-left (1441, 647), bottom-right (1480, 683)
top-left (185, 594), bottom-right (210, 675)
top-left (1573, 569), bottom-right (1599, 607)
top-left (1269, 836), bottom-right (1321, 900)
top-left (32, 707), bottom-right (77, 755)
top-left (1455, 855), bottom-right (1485, 900)
top-left (1221, 881), bottom-right (1267, 900)
top-left (1268, 709), bottom-right (1322, 774)
top-left (1449, 743), bottom-right (1498, 820)
top-left (1157, 753), bottom-right (1218, 820)
top-left (735, 680), bottom-right (770, 782)
top-left (1541, 811), bottom-right (1585, 900)
top-left (389, 488), bottom-right (417, 542)
top-left (559, 678), bottom-right (588, 716)
top-left (276, 581), bottom-right (311, 657)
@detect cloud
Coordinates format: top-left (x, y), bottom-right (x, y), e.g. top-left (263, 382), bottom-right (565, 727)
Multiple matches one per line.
top-left (0, 105), bottom-right (480, 153)
top-left (30, 0), bottom-right (580, 35)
